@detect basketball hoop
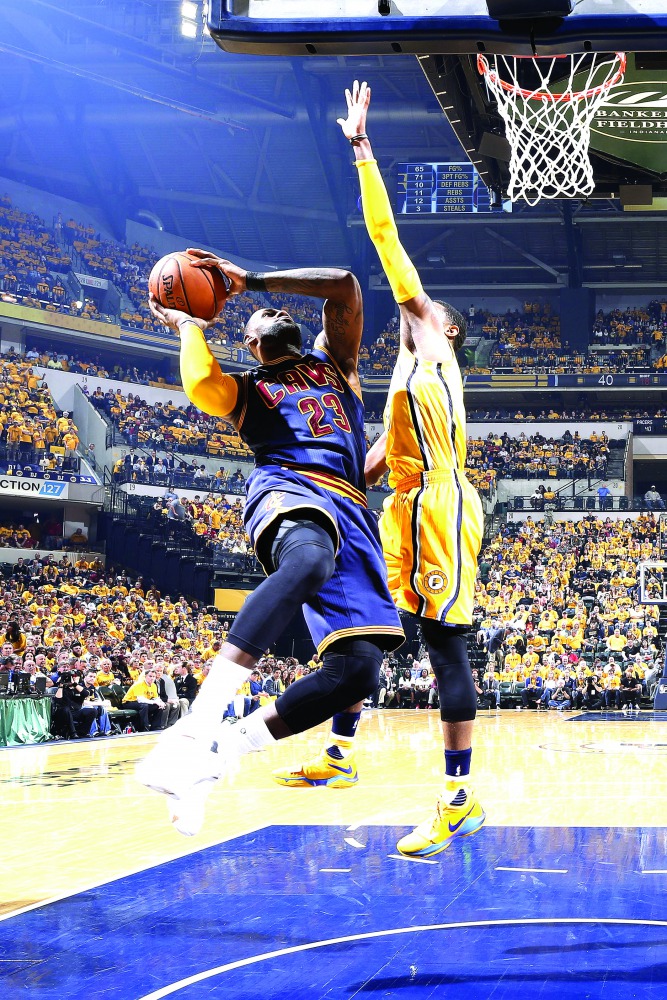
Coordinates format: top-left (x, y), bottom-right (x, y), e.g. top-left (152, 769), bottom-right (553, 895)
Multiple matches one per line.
top-left (478, 51), bottom-right (627, 206)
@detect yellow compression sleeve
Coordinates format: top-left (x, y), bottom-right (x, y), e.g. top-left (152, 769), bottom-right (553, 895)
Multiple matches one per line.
top-left (179, 322), bottom-right (239, 417)
top-left (355, 158), bottom-right (423, 304)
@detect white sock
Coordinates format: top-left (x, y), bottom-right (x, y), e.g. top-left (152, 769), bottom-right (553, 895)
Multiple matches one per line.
top-left (181, 656), bottom-right (250, 739)
top-left (228, 711), bottom-right (277, 756)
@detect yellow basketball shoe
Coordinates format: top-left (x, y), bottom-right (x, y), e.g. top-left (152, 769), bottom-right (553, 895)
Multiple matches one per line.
top-left (397, 789), bottom-right (485, 858)
top-left (273, 747), bottom-right (358, 788)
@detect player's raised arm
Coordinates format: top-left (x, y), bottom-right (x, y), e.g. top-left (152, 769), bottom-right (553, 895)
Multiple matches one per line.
top-left (339, 81), bottom-right (460, 362)
top-left (188, 250), bottom-right (363, 387)
top-left (253, 267), bottom-right (363, 383)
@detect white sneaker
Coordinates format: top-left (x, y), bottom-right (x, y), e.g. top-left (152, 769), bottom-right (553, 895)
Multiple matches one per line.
top-left (167, 780), bottom-right (216, 838)
top-left (135, 728), bottom-right (224, 837)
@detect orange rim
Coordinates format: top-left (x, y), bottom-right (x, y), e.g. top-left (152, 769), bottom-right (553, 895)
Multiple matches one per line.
top-left (477, 52), bottom-right (627, 103)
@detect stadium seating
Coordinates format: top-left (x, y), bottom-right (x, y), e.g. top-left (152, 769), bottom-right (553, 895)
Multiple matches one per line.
top-left (0, 355), bottom-right (80, 473)
top-left (0, 195), bottom-right (325, 345)
top-left (474, 514), bottom-right (663, 710)
top-left (466, 430), bottom-right (610, 480)
top-left (0, 552), bottom-right (320, 738)
top-left (2, 187), bottom-right (667, 384)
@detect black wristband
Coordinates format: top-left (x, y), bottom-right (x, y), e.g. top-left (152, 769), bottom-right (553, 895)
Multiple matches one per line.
top-left (245, 271), bottom-right (268, 292)
top-left (349, 133), bottom-right (368, 146)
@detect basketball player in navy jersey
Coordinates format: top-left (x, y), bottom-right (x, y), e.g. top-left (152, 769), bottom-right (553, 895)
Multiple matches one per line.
top-left (137, 257), bottom-right (404, 834)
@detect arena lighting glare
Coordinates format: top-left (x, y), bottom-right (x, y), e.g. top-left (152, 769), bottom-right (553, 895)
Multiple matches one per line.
top-left (181, 0), bottom-right (200, 37)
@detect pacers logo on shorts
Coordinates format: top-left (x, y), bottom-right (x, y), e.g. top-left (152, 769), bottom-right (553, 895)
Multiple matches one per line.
top-left (264, 490), bottom-right (286, 512)
top-left (424, 571), bottom-right (448, 594)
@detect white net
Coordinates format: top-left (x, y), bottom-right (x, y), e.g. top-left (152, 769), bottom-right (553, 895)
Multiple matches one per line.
top-left (478, 52), bottom-right (626, 206)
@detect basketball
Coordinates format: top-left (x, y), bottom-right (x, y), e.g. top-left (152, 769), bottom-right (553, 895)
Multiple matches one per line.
top-left (148, 251), bottom-right (228, 321)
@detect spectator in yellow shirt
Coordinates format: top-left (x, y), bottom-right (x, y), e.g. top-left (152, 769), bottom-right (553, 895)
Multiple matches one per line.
top-left (56, 413), bottom-right (71, 436)
top-left (6, 423), bottom-right (21, 461)
top-left (63, 430), bottom-right (79, 457)
top-left (606, 629), bottom-right (627, 653)
top-left (503, 650), bottom-right (522, 675)
top-left (96, 661), bottom-right (116, 688)
top-left (123, 667), bottom-right (167, 730)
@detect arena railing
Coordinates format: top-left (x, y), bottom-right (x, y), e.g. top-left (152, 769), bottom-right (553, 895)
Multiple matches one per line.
top-left (104, 505), bottom-right (263, 582)
top-left (108, 469), bottom-right (247, 496)
top-left (507, 493), bottom-right (631, 513)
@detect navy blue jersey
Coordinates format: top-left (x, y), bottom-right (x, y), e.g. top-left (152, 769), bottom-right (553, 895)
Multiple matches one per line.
top-left (233, 348), bottom-right (367, 494)
top-left (243, 465), bottom-right (404, 655)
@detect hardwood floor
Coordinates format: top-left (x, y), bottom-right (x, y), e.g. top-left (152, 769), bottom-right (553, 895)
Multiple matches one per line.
top-left (3, 707), bottom-right (665, 921)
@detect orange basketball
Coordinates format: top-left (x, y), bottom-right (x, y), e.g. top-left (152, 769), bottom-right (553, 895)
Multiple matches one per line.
top-left (148, 251), bottom-right (228, 321)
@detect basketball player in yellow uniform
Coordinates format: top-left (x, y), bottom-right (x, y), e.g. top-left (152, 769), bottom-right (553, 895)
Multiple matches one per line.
top-left (339, 81), bottom-right (485, 856)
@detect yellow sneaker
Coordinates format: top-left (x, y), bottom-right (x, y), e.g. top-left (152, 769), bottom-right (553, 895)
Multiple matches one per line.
top-left (272, 748), bottom-right (358, 788)
top-left (397, 791), bottom-right (485, 857)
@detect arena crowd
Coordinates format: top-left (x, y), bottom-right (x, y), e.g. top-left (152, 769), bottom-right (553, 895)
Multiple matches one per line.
top-left (466, 430), bottom-right (610, 481)
top-left (90, 386), bottom-right (251, 459)
top-left (2, 509), bottom-right (662, 739)
top-left (0, 355), bottom-right (80, 472)
top-left (3, 189), bottom-right (667, 380)
top-left (471, 515), bottom-right (663, 710)
top-left (0, 553), bottom-right (332, 739)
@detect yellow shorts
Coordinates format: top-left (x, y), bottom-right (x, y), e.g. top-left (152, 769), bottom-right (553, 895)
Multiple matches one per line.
top-left (380, 469), bottom-right (483, 624)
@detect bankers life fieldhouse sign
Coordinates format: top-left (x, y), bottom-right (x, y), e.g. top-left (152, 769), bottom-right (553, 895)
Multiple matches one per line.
top-left (587, 56), bottom-right (667, 175)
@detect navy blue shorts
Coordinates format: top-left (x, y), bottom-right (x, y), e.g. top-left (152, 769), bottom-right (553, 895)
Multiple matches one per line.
top-left (244, 465), bottom-right (404, 656)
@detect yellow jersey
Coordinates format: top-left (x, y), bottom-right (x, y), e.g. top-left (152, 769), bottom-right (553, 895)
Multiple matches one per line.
top-left (379, 342), bottom-right (483, 624)
top-left (384, 343), bottom-right (467, 484)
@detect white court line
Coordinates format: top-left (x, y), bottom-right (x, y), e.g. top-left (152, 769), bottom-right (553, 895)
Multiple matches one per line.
top-left (319, 868), bottom-right (352, 873)
top-left (344, 837), bottom-right (366, 849)
top-left (642, 870), bottom-right (667, 874)
top-left (346, 823), bottom-right (360, 832)
top-left (135, 917), bottom-right (667, 1000)
top-left (387, 854), bottom-right (438, 865)
top-left (495, 866), bottom-right (568, 874)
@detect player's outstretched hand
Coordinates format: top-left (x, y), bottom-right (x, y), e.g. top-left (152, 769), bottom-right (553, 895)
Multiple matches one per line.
top-left (336, 80), bottom-right (371, 140)
top-left (186, 248), bottom-right (246, 297)
top-left (149, 294), bottom-right (219, 333)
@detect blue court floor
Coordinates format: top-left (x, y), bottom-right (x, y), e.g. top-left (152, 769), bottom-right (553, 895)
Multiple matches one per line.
top-left (3, 823), bottom-right (667, 1000)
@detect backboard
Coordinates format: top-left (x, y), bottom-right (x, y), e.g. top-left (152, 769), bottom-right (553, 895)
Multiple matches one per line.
top-left (209, 2), bottom-right (667, 57)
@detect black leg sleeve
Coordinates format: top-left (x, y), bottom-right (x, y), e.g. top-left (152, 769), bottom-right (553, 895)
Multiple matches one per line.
top-left (421, 618), bottom-right (477, 724)
top-left (275, 639), bottom-right (382, 734)
top-left (227, 520), bottom-right (336, 659)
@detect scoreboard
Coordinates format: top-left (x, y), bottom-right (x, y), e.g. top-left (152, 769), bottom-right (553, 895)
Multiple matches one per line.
top-left (397, 162), bottom-right (503, 215)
